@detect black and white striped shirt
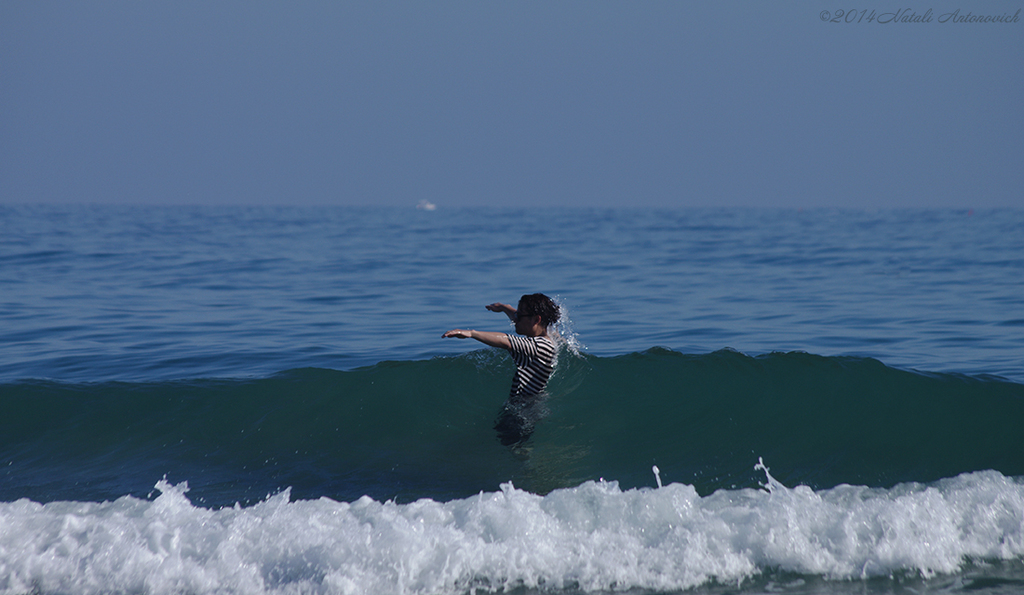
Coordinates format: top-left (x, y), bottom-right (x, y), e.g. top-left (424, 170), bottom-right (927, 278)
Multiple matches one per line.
top-left (505, 335), bottom-right (557, 400)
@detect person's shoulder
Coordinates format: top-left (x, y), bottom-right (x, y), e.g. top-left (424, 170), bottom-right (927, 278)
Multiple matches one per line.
top-left (518, 334), bottom-right (554, 344)
top-left (509, 334), bottom-right (555, 349)
top-left (533, 335), bottom-right (557, 351)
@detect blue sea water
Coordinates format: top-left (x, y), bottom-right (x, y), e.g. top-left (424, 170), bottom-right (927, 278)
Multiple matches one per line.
top-left (1, 205), bottom-right (1022, 594)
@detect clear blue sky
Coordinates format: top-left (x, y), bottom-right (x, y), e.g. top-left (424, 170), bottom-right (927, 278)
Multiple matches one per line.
top-left (2, 2), bottom-right (1021, 208)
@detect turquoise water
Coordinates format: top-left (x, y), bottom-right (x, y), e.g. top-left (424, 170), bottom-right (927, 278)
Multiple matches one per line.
top-left (1, 205), bottom-right (1022, 594)
top-left (5, 349), bottom-right (1023, 507)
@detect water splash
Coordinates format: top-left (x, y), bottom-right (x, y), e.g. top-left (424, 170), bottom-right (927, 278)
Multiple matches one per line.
top-left (549, 295), bottom-right (585, 357)
top-left (754, 456), bottom-right (785, 493)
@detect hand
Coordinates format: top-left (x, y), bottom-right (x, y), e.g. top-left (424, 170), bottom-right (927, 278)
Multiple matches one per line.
top-left (442, 329), bottom-right (472, 339)
top-left (486, 303), bottom-right (515, 316)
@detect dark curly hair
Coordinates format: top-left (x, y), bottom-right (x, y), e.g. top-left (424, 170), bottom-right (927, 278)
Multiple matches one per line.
top-left (517, 293), bottom-right (560, 327)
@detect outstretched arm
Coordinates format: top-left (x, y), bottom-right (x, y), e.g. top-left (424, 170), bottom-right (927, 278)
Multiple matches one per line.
top-left (442, 329), bottom-right (511, 350)
top-left (486, 302), bottom-right (517, 322)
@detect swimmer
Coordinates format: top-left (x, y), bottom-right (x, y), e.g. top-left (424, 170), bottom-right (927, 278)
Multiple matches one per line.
top-left (443, 293), bottom-right (561, 445)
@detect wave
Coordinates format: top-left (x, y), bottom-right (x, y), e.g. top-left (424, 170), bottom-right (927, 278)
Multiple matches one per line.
top-left (1, 468), bottom-right (1022, 595)
top-left (3, 348), bottom-right (1024, 593)
top-left (2, 348), bottom-right (1023, 507)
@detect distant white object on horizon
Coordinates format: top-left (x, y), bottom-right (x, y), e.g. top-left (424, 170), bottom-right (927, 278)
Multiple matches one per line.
top-left (416, 200), bottom-right (437, 211)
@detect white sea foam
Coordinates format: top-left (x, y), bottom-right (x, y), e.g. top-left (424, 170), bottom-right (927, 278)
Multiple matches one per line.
top-left (1, 466), bottom-right (1023, 595)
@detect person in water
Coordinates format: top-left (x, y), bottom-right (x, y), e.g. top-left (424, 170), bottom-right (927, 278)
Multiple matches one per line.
top-left (442, 293), bottom-right (560, 445)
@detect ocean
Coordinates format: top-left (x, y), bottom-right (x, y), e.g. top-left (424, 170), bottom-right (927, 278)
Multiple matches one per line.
top-left (1, 205), bottom-right (1022, 595)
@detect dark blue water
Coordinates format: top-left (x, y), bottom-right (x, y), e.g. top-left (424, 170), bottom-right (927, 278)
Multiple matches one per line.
top-left (1, 205), bottom-right (1022, 594)
top-left (3, 206), bottom-right (1021, 383)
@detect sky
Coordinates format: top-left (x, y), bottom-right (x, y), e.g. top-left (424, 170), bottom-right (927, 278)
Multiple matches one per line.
top-left (2, 1), bottom-right (1021, 209)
